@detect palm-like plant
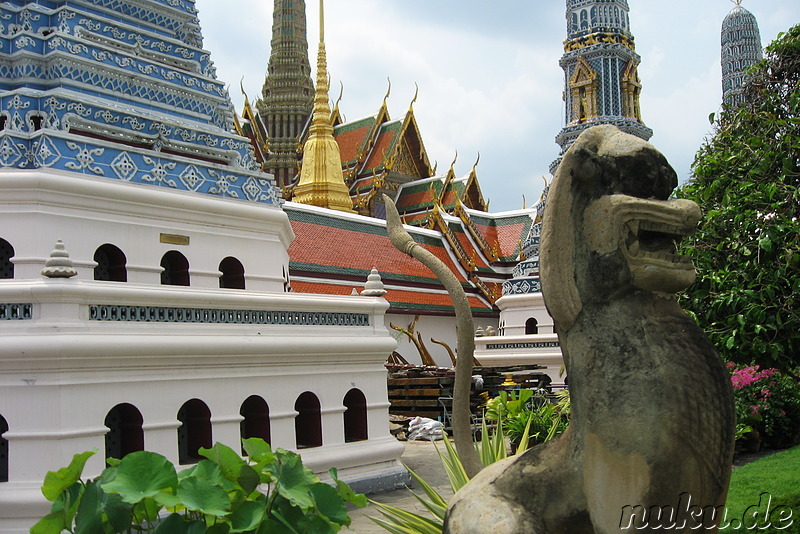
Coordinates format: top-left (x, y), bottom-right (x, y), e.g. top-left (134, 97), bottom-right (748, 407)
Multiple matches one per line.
top-left (368, 417), bottom-right (537, 533)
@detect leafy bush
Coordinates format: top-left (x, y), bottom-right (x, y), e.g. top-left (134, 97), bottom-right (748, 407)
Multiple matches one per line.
top-left (32, 439), bottom-right (366, 534)
top-left (729, 363), bottom-right (800, 449)
top-left (484, 388), bottom-right (570, 448)
top-left (676, 24), bottom-right (800, 370)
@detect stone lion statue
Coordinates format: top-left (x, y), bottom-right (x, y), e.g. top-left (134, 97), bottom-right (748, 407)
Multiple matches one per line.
top-left (444, 125), bottom-right (735, 533)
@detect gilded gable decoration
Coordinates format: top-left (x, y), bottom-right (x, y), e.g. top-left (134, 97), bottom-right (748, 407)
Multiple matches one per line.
top-left (621, 59), bottom-right (643, 121)
top-left (568, 57), bottom-right (598, 124)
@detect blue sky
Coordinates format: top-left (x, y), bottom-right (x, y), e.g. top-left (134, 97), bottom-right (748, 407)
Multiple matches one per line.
top-left (196, 1), bottom-right (800, 212)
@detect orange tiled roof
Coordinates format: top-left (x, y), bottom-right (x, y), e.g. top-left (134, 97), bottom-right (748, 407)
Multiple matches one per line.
top-left (395, 179), bottom-right (442, 212)
top-left (449, 223), bottom-right (491, 270)
top-left (362, 121), bottom-right (402, 173)
top-left (290, 280), bottom-right (493, 314)
top-left (286, 207), bottom-right (470, 285)
top-left (471, 214), bottom-right (533, 261)
top-left (334, 116), bottom-right (375, 166)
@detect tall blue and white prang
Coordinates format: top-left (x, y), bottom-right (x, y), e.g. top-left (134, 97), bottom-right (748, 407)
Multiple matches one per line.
top-left (553, 0), bottom-right (652, 171)
top-left (722, 0), bottom-right (763, 107)
top-left (0, 2), bottom-right (406, 531)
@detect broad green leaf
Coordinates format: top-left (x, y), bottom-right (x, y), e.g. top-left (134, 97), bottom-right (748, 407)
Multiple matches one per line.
top-left (228, 499), bottom-right (267, 532)
top-left (184, 459), bottom-right (232, 490)
top-left (242, 438), bottom-right (275, 464)
top-left (328, 468), bottom-right (367, 508)
top-left (74, 481), bottom-right (104, 534)
top-left (237, 465), bottom-right (261, 495)
top-left (136, 496), bottom-right (162, 522)
top-left (176, 476), bottom-right (231, 517)
top-left (101, 451), bottom-right (178, 504)
top-left (154, 513), bottom-right (189, 534)
top-left (199, 442), bottom-right (246, 480)
top-left (42, 450), bottom-right (96, 501)
top-left (269, 451), bottom-right (318, 511)
top-left (270, 499), bottom-right (306, 534)
top-left (30, 511), bottom-right (67, 534)
top-left (49, 481), bottom-right (84, 526)
top-left (153, 489), bottom-right (182, 509)
top-left (310, 482), bottom-right (349, 526)
top-left (103, 491), bottom-right (133, 532)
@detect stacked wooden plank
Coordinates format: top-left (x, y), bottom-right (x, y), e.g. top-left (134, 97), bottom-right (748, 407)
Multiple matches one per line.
top-left (386, 365), bottom-right (549, 422)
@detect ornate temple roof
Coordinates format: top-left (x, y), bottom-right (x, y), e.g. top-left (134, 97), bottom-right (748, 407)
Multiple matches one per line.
top-left (284, 202), bottom-right (502, 315)
top-left (0, 0), bottom-right (280, 206)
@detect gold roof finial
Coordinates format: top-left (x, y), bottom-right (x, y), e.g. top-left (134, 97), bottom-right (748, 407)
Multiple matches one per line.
top-left (449, 151), bottom-right (458, 173)
top-left (731, 0), bottom-right (743, 5)
top-left (383, 77), bottom-right (391, 105)
top-left (291, 0), bottom-right (354, 212)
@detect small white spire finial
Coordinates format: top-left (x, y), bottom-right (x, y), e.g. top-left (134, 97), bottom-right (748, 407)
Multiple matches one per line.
top-left (41, 240), bottom-right (77, 278)
top-left (361, 267), bottom-right (388, 297)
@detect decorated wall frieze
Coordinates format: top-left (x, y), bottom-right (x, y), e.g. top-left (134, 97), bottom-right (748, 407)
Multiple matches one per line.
top-left (0, 132), bottom-right (280, 205)
top-left (0, 94), bottom-right (247, 163)
top-left (502, 277), bottom-right (542, 296)
top-left (89, 305), bottom-right (370, 326)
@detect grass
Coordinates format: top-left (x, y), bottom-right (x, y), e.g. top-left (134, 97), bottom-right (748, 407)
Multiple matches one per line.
top-left (721, 445), bottom-right (800, 532)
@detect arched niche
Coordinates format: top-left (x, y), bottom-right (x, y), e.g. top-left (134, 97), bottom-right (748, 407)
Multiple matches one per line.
top-left (294, 392), bottom-right (322, 449)
top-left (343, 389), bottom-right (368, 443)
top-left (177, 399), bottom-right (212, 464)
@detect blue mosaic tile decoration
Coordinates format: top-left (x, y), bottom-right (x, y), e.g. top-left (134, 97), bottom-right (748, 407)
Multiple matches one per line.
top-left (0, 0), bottom-right (281, 206)
top-left (89, 305), bottom-right (370, 326)
top-left (722, 2), bottom-right (762, 107)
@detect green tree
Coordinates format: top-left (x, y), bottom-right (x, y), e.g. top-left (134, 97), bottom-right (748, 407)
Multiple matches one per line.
top-left (677, 24), bottom-right (800, 370)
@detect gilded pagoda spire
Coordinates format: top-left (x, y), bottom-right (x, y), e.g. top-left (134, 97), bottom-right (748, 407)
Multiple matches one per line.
top-left (291, 0), bottom-right (354, 212)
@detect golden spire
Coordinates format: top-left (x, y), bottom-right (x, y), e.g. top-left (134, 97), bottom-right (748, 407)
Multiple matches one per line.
top-left (292, 0), bottom-right (355, 212)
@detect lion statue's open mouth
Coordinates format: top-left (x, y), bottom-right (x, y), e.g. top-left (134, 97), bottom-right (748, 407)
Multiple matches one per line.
top-left (584, 194), bottom-right (701, 293)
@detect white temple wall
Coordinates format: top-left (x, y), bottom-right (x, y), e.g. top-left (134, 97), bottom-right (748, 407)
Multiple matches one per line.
top-left (0, 169), bottom-right (407, 532)
top-left (0, 279), bottom-right (404, 530)
top-left (496, 292), bottom-right (556, 336)
top-left (0, 169), bottom-right (293, 291)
